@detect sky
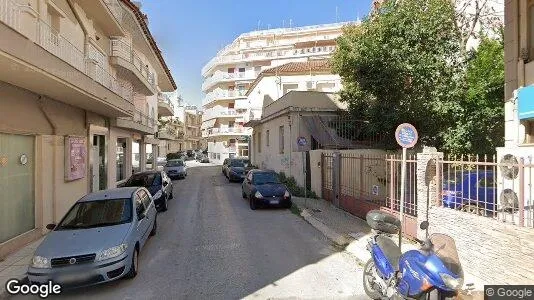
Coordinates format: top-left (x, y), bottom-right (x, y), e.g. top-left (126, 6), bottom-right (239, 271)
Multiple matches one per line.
top-left (138, 0), bottom-right (374, 107)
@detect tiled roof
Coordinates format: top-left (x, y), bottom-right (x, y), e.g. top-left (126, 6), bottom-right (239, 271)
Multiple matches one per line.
top-left (246, 60), bottom-right (332, 96)
top-left (120, 0), bottom-right (177, 90)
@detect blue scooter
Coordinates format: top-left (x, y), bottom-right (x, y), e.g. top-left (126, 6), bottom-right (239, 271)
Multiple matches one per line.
top-left (363, 210), bottom-right (463, 299)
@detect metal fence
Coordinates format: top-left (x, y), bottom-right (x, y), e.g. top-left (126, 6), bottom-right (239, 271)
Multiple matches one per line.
top-left (437, 155), bottom-right (534, 228)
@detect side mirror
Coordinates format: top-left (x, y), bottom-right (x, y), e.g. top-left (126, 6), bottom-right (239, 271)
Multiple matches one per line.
top-left (163, 181), bottom-right (168, 187)
top-left (46, 223), bottom-right (56, 230)
top-left (419, 221), bottom-right (429, 230)
top-left (138, 211), bottom-right (146, 220)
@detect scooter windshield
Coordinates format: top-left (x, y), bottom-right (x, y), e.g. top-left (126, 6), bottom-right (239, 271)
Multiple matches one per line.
top-left (430, 233), bottom-right (463, 277)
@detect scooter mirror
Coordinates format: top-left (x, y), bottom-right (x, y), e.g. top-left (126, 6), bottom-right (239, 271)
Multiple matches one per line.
top-left (419, 221), bottom-right (429, 230)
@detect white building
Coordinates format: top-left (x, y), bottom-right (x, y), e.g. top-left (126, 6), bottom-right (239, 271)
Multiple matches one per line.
top-left (200, 22), bottom-right (354, 164)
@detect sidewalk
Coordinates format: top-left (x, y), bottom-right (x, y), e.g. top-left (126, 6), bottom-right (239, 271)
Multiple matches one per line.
top-left (0, 238), bottom-right (42, 299)
top-left (291, 197), bottom-right (484, 299)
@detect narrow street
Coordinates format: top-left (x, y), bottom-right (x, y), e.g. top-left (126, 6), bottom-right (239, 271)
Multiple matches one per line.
top-left (13, 165), bottom-right (365, 299)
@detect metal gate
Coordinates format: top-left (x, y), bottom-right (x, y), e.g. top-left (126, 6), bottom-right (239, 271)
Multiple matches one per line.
top-left (321, 152), bottom-right (418, 239)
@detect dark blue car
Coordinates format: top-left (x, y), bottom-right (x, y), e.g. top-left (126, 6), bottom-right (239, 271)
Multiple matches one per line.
top-left (242, 170), bottom-right (292, 210)
top-left (442, 170), bottom-right (496, 215)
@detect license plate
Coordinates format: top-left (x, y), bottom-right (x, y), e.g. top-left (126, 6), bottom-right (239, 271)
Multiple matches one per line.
top-left (56, 273), bottom-right (91, 284)
top-left (270, 200), bottom-right (279, 205)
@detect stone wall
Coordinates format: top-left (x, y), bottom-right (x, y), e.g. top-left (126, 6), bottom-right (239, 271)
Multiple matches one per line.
top-left (416, 148), bottom-right (534, 285)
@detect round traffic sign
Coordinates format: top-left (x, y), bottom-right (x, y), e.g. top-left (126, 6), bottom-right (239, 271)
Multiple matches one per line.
top-left (297, 137), bottom-right (307, 146)
top-left (395, 123), bottom-right (418, 148)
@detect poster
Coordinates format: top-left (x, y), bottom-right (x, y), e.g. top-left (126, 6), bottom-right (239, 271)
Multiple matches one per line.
top-left (65, 136), bottom-right (87, 181)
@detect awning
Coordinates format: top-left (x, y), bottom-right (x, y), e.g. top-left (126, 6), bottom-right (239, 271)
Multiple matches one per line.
top-left (519, 86), bottom-right (534, 120)
top-left (201, 119), bottom-right (216, 129)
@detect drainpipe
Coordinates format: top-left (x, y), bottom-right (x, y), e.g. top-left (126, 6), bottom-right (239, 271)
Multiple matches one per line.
top-left (37, 96), bottom-right (58, 224)
top-left (66, 0), bottom-right (89, 58)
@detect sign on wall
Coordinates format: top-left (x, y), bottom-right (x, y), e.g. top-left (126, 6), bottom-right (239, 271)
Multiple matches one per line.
top-left (65, 136), bottom-right (87, 181)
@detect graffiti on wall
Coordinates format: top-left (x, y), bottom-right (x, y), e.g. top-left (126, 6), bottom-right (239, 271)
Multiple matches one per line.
top-left (280, 154), bottom-right (296, 169)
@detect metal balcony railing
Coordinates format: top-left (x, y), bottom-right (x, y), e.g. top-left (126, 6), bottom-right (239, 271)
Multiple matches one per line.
top-left (110, 38), bottom-right (156, 88)
top-left (202, 108), bottom-right (246, 121)
top-left (158, 93), bottom-right (175, 111)
top-left (202, 70), bottom-right (258, 91)
top-left (132, 109), bottom-right (157, 129)
top-left (103, 0), bottom-right (123, 23)
top-left (0, 0), bottom-right (133, 104)
top-left (206, 127), bottom-right (253, 136)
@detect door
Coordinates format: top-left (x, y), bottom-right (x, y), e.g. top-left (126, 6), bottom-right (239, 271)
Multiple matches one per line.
top-left (0, 133), bottom-right (35, 243)
top-left (91, 144), bottom-right (99, 192)
top-left (91, 135), bottom-right (106, 192)
top-left (135, 191), bottom-right (150, 247)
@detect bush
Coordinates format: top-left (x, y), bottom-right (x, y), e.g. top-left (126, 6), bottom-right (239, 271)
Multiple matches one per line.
top-left (277, 172), bottom-right (318, 199)
top-left (166, 152), bottom-right (180, 160)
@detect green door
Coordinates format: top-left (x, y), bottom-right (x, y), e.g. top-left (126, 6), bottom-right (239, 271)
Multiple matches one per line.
top-left (0, 133), bottom-right (35, 243)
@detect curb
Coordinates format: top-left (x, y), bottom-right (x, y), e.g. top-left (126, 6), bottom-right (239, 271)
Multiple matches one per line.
top-left (300, 209), bottom-right (350, 247)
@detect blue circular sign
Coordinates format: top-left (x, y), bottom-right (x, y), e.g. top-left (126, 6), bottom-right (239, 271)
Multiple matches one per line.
top-left (297, 137), bottom-right (307, 146)
top-left (395, 123), bottom-right (418, 148)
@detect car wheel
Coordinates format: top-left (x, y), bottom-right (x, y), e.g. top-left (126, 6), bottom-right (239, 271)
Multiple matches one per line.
top-left (125, 248), bottom-right (139, 279)
top-left (150, 216), bottom-right (157, 236)
top-left (249, 196), bottom-right (257, 210)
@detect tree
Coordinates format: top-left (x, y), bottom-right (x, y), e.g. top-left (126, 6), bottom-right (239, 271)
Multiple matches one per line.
top-left (442, 36), bottom-right (504, 155)
top-left (332, 0), bottom-right (464, 150)
top-left (453, 0), bottom-right (504, 51)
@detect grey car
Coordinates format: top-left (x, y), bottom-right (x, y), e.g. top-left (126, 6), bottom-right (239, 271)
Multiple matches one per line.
top-left (27, 187), bottom-right (157, 288)
top-left (164, 159), bottom-right (187, 179)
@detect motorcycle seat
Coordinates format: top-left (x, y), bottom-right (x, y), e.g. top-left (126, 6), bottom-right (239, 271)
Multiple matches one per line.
top-left (376, 235), bottom-right (401, 271)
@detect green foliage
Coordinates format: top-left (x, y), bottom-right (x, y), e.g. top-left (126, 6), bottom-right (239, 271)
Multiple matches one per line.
top-left (332, 0), bottom-right (504, 155)
top-left (166, 152), bottom-right (181, 160)
top-left (278, 172), bottom-right (318, 198)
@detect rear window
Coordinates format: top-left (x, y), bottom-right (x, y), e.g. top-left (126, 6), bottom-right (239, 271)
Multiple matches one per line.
top-left (126, 173), bottom-right (155, 188)
top-left (166, 160), bottom-right (184, 167)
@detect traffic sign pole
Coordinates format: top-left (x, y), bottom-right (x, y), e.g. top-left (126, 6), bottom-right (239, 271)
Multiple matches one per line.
top-left (399, 147), bottom-right (407, 251)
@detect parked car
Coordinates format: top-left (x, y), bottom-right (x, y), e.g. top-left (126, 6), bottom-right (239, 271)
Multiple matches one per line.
top-left (442, 170), bottom-right (496, 215)
top-left (164, 159), bottom-right (187, 179)
top-left (27, 187), bottom-right (157, 288)
top-left (156, 157), bottom-right (167, 171)
top-left (223, 157), bottom-right (251, 178)
top-left (120, 171), bottom-right (173, 212)
top-left (200, 155), bottom-right (210, 163)
top-left (242, 170), bottom-right (292, 210)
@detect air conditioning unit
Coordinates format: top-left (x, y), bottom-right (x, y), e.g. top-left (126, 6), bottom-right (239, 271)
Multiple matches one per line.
top-left (496, 146), bottom-right (534, 225)
top-left (306, 81), bottom-right (317, 90)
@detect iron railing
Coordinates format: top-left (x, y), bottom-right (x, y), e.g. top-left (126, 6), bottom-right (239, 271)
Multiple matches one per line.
top-left (203, 89), bottom-right (247, 106)
top-left (0, 0), bottom-right (133, 103)
top-left (110, 38), bottom-right (156, 88)
top-left (202, 70), bottom-right (258, 91)
top-left (158, 92), bottom-right (175, 112)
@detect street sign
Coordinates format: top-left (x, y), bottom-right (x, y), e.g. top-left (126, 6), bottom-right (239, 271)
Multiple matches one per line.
top-left (395, 123), bottom-right (418, 148)
top-left (372, 185), bottom-right (379, 196)
top-left (297, 136), bottom-right (307, 146)
top-left (394, 123), bottom-right (418, 251)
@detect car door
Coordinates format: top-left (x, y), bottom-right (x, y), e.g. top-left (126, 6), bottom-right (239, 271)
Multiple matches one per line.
top-left (162, 172), bottom-right (172, 195)
top-left (222, 159), bottom-right (229, 174)
top-left (136, 190), bottom-right (152, 247)
top-left (243, 172), bottom-right (254, 197)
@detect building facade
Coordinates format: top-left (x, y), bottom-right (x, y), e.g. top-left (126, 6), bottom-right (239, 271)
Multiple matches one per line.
top-left (158, 104), bottom-right (203, 156)
top-left (0, 0), bottom-right (175, 258)
top-left (200, 22), bottom-right (353, 164)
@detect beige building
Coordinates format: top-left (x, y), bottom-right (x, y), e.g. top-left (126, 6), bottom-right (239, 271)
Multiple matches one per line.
top-left (0, 0), bottom-right (176, 258)
top-left (158, 104), bottom-right (203, 156)
top-left (201, 22), bottom-right (353, 164)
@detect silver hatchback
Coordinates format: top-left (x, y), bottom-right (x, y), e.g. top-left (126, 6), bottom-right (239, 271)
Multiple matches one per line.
top-left (27, 187), bottom-right (157, 288)
top-left (164, 159), bottom-right (187, 179)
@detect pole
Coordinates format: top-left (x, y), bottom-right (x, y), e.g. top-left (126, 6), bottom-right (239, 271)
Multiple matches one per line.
top-left (399, 147), bottom-right (407, 251)
top-left (303, 151), bottom-right (307, 208)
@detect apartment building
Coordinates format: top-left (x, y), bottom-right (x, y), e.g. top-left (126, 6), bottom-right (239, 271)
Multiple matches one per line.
top-left (201, 22), bottom-right (353, 164)
top-left (158, 104), bottom-right (203, 156)
top-left (0, 0), bottom-right (175, 257)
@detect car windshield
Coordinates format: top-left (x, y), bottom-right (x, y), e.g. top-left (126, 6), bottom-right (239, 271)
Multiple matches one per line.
top-left (167, 160), bottom-right (184, 167)
top-left (125, 173), bottom-right (156, 188)
top-left (254, 173), bottom-right (280, 185)
top-left (56, 198), bottom-right (132, 230)
top-left (230, 160), bottom-right (245, 167)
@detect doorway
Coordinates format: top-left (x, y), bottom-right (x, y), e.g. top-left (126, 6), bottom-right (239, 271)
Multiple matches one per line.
top-left (0, 133), bottom-right (35, 243)
top-left (116, 138), bottom-right (127, 182)
top-left (91, 135), bottom-right (107, 192)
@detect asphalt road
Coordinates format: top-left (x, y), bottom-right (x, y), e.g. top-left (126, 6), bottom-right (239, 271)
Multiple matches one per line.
top-left (13, 165), bottom-right (366, 300)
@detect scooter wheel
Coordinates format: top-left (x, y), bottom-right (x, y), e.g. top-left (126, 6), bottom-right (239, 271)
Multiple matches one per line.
top-left (363, 259), bottom-right (383, 300)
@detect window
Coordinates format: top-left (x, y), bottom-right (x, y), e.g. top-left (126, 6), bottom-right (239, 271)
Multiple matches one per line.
top-left (228, 67), bottom-right (235, 73)
top-left (266, 130), bottom-right (270, 146)
top-left (138, 189), bottom-right (152, 209)
top-left (229, 121), bottom-right (235, 128)
top-left (135, 195), bottom-right (146, 219)
top-left (257, 132), bottom-right (262, 153)
top-left (279, 126), bottom-right (284, 154)
top-left (239, 67), bottom-right (245, 73)
top-left (56, 198), bottom-right (132, 230)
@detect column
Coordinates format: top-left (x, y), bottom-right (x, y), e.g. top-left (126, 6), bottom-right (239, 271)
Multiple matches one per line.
top-left (415, 147), bottom-right (443, 240)
top-left (140, 141), bottom-right (147, 172)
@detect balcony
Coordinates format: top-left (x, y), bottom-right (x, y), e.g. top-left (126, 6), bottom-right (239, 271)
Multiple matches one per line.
top-left (202, 70), bottom-right (258, 92)
top-left (157, 128), bottom-right (183, 140)
top-left (202, 109), bottom-right (246, 121)
top-left (114, 109), bottom-right (157, 134)
top-left (110, 38), bottom-right (157, 95)
top-left (202, 45), bottom-right (338, 76)
top-left (205, 127), bottom-right (253, 137)
top-left (0, 0), bottom-right (133, 117)
top-left (203, 89), bottom-right (247, 106)
top-left (157, 93), bottom-right (174, 117)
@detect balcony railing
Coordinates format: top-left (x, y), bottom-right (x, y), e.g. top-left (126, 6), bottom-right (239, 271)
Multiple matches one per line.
top-left (158, 92), bottom-right (175, 111)
top-left (203, 108), bottom-right (246, 121)
top-left (206, 127), bottom-right (253, 136)
top-left (103, 0), bottom-right (123, 23)
top-left (202, 44), bottom-right (338, 75)
top-left (110, 38), bottom-right (156, 88)
top-left (133, 109), bottom-right (157, 129)
top-left (202, 70), bottom-right (258, 91)
top-left (203, 89), bottom-right (247, 106)
top-left (0, 0), bottom-right (133, 103)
